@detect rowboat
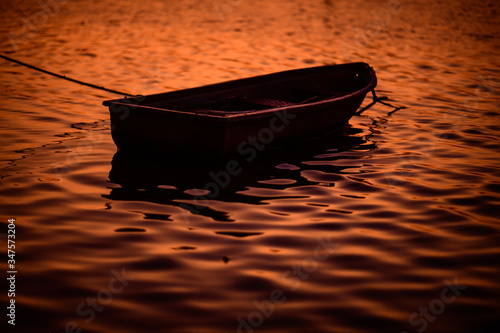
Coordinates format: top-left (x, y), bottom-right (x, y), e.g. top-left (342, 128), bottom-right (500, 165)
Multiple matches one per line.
top-left (102, 62), bottom-right (377, 156)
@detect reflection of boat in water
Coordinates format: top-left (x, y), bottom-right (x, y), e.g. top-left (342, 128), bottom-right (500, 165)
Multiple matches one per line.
top-left (107, 126), bottom-right (368, 190)
top-left (103, 62), bottom-right (377, 156)
top-left (104, 126), bottom-right (371, 222)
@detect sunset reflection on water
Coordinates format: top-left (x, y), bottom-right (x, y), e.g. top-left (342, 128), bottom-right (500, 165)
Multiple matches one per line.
top-left (1, 0), bottom-right (500, 332)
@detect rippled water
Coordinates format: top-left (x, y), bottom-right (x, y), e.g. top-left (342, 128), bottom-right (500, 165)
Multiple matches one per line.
top-left (1, 0), bottom-right (500, 332)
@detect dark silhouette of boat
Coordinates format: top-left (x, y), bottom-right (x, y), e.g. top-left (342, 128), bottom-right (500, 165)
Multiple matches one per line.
top-left (103, 62), bottom-right (377, 156)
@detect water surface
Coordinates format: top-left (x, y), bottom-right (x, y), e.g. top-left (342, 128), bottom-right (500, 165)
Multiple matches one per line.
top-left (1, 0), bottom-right (500, 332)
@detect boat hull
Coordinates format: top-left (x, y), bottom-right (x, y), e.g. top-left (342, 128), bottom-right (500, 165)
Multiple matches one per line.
top-left (103, 62), bottom-right (377, 156)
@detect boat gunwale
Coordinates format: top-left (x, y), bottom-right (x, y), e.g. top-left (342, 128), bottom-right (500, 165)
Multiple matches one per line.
top-left (103, 62), bottom-right (377, 121)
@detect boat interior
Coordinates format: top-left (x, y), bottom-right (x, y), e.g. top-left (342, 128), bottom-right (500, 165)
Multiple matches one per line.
top-left (140, 69), bottom-right (367, 114)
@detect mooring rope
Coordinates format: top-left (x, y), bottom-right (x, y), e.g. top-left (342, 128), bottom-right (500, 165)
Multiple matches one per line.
top-left (1, 53), bottom-right (404, 115)
top-left (355, 90), bottom-right (406, 116)
top-left (0, 54), bottom-right (134, 96)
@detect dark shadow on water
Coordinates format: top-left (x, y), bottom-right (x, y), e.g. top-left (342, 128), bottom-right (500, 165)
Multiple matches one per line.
top-left (103, 124), bottom-right (376, 221)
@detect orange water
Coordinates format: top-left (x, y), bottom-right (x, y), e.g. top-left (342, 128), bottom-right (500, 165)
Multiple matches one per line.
top-left (1, 0), bottom-right (500, 332)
